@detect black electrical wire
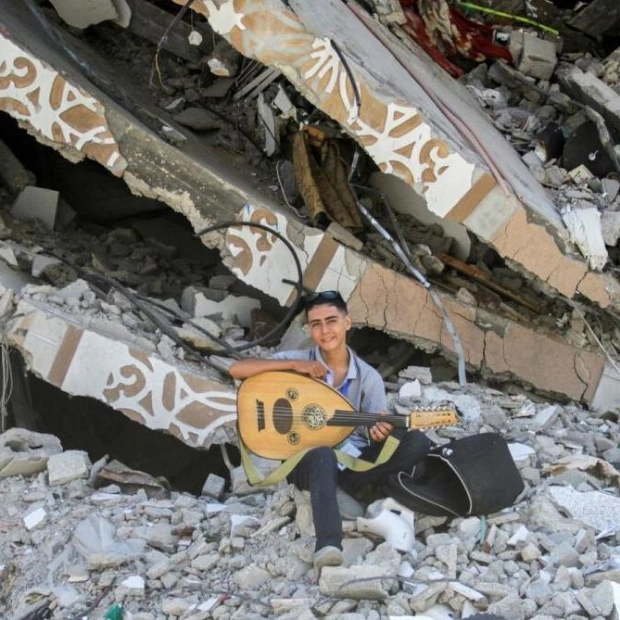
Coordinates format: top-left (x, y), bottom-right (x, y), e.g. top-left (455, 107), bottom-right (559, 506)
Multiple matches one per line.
top-left (36, 248), bottom-right (228, 371)
top-left (194, 220), bottom-right (306, 353)
top-left (12, 219), bottom-right (306, 375)
top-left (150, 0), bottom-right (194, 88)
top-left (331, 39), bottom-right (362, 116)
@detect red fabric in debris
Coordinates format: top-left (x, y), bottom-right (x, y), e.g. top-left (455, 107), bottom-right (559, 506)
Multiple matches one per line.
top-left (400, 0), bottom-right (513, 78)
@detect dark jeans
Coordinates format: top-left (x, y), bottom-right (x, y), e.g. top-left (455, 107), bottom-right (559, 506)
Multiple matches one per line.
top-left (287, 430), bottom-right (430, 552)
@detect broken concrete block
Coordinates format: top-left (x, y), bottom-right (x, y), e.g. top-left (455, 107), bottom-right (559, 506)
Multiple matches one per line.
top-left (187, 292), bottom-right (261, 328)
top-left (556, 65), bottom-right (620, 134)
top-left (23, 506), bottom-right (47, 530)
top-left (0, 428), bottom-right (63, 478)
top-left (399, 365), bottom-right (433, 385)
top-left (201, 473), bottom-right (226, 501)
top-left (206, 39), bottom-right (241, 77)
top-left (590, 580), bottom-right (620, 617)
top-left (561, 207), bottom-right (608, 270)
top-left (110, 0), bottom-right (131, 27)
top-left (117, 575), bottom-right (145, 598)
top-left (319, 564), bottom-right (391, 598)
top-left (180, 286), bottom-right (226, 315)
top-left (398, 380), bottom-right (422, 399)
top-left (0, 138), bottom-right (35, 195)
top-left (47, 450), bottom-right (91, 486)
top-left (173, 107), bottom-right (222, 132)
top-left (531, 405), bottom-right (559, 429)
top-left (12, 186), bottom-right (75, 231)
top-left (48, 0), bottom-right (119, 29)
top-left (0, 245), bottom-right (18, 267)
top-left (601, 211), bottom-right (620, 247)
top-left (547, 485), bottom-right (620, 533)
top-left (568, 0), bottom-right (620, 38)
top-left (567, 164), bottom-right (594, 186)
top-left (508, 443), bottom-right (536, 462)
top-left (513, 32), bottom-right (558, 81)
top-left (603, 178), bottom-right (620, 203)
top-left (31, 254), bottom-right (62, 278)
top-left (175, 320), bottom-right (221, 351)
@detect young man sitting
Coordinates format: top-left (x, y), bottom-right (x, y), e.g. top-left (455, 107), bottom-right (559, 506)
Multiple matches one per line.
top-left (229, 291), bottom-right (430, 573)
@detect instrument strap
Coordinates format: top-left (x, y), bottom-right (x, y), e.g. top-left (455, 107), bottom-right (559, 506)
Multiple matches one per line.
top-left (239, 434), bottom-right (401, 487)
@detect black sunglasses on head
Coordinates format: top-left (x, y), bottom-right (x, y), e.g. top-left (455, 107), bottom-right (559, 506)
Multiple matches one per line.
top-left (304, 290), bottom-right (342, 304)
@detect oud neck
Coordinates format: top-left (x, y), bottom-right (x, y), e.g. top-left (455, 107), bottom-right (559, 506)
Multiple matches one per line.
top-left (329, 410), bottom-right (409, 427)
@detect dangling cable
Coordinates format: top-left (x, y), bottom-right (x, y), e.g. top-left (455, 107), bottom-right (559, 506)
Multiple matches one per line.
top-left (355, 198), bottom-right (468, 387)
top-left (194, 219), bottom-right (306, 353)
top-left (0, 334), bottom-right (13, 433)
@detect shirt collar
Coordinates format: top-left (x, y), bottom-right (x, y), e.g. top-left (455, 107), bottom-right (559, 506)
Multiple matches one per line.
top-left (313, 345), bottom-right (358, 383)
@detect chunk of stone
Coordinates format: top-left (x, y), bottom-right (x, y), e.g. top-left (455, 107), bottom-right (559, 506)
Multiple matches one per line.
top-left (116, 575), bottom-right (145, 598)
top-left (557, 64), bottom-right (620, 134)
top-left (398, 380), bottom-right (421, 399)
top-left (399, 365), bottom-right (433, 385)
top-left (603, 178), bottom-right (620, 202)
top-left (47, 450), bottom-right (91, 486)
top-left (601, 211), bottom-right (620, 247)
top-left (549, 540), bottom-right (580, 567)
top-left (520, 542), bottom-right (542, 561)
top-left (590, 580), bottom-right (620, 617)
top-left (12, 186), bottom-right (75, 231)
top-left (509, 443), bottom-right (536, 462)
top-left (319, 564), bottom-right (390, 599)
top-left (513, 32), bottom-right (558, 80)
top-left (23, 506), bottom-right (47, 530)
top-left (48, 0), bottom-right (118, 28)
top-left (173, 107), bottom-right (223, 131)
top-left (232, 564), bottom-right (271, 589)
top-left (181, 287), bottom-right (260, 327)
top-left (0, 428), bottom-right (63, 478)
top-left (133, 522), bottom-right (179, 553)
top-left (561, 207), bottom-right (608, 271)
top-left (161, 598), bottom-right (193, 616)
top-left (201, 473), bottom-right (226, 501)
top-left (547, 486), bottom-right (620, 532)
top-left (532, 405), bottom-right (560, 429)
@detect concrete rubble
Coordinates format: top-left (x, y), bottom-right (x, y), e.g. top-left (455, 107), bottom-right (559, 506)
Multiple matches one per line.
top-left (1, 373), bottom-right (620, 619)
top-left (0, 0), bottom-right (619, 617)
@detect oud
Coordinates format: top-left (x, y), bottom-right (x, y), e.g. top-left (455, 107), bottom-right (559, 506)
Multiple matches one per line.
top-left (237, 371), bottom-right (458, 460)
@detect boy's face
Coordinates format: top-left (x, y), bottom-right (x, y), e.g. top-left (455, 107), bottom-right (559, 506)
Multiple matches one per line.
top-left (306, 303), bottom-right (351, 353)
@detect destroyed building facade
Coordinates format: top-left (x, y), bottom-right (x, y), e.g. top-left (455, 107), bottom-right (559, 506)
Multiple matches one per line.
top-left (0, 0), bottom-right (619, 453)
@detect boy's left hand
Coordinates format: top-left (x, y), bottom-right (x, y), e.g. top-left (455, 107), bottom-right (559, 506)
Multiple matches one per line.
top-left (369, 419), bottom-right (393, 442)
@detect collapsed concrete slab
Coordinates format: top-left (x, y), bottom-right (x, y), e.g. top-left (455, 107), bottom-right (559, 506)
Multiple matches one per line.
top-left (174, 0), bottom-right (620, 311)
top-left (0, 1), bottom-right (276, 231)
top-left (224, 204), bottom-right (611, 406)
top-left (2, 295), bottom-right (238, 450)
top-left (0, 0), bottom-right (618, 417)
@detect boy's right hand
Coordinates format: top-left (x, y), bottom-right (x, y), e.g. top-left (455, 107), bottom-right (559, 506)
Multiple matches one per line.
top-left (291, 360), bottom-right (328, 379)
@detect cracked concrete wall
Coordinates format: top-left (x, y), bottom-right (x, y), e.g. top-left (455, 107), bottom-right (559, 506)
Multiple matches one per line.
top-left (349, 263), bottom-right (605, 403)
top-left (226, 203), bottom-right (607, 404)
top-left (182, 0), bottom-right (620, 312)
